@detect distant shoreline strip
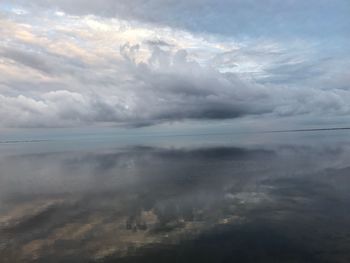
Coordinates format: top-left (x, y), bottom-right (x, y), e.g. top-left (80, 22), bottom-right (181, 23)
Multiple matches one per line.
top-left (266, 127), bottom-right (350, 133)
top-left (0, 139), bottom-right (50, 144)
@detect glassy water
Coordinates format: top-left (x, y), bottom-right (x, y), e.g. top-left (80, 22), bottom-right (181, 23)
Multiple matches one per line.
top-left (1, 131), bottom-right (350, 262)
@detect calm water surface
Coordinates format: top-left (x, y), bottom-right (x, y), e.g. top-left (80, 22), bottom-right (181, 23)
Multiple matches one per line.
top-left (1, 131), bottom-right (350, 262)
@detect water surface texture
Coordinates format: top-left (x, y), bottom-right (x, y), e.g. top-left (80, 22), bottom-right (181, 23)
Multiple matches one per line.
top-left (1, 131), bottom-right (350, 263)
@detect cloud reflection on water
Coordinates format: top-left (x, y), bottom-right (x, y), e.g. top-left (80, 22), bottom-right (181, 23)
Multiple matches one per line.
top-left (1, 139), bottom-right (350, 262)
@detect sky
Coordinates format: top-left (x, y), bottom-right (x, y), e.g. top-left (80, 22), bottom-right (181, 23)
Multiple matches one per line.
top-left (0, 0), bottom-right (350, 135)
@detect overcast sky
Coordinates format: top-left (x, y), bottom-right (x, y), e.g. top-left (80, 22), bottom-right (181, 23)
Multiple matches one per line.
top-left (0, 0), bottom-right (349, 132)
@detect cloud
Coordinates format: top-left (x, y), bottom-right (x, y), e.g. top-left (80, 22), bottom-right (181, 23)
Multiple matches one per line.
top-left (7, 0), bottom-right (350, 38)
top-left (0, 6), bottom-right (349, 128)
top-left (1, 42), bottom-right (349, 128)
top-left (0, 47), bottom-right (54, 74)
top-left (0, 45), bottom-right (274, 128)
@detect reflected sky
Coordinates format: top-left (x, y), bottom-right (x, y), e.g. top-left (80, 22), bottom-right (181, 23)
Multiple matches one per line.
top-left (1, 132), bottom-right (350, 262)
